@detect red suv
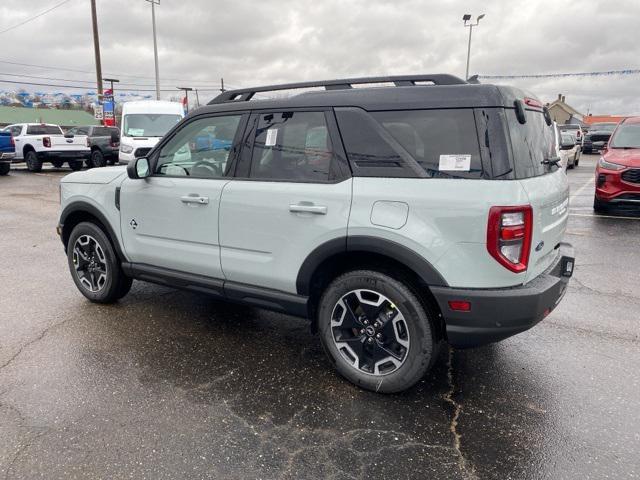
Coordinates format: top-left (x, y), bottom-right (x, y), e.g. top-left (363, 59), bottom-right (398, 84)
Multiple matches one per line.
top-left (594, 117), bottom-right (640, 212)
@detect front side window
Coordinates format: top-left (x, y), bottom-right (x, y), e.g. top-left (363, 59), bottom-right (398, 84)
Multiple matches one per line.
top-left (609, 123), bottom-right (640, 148)
top-left (123, 114), bottom-right (182, 138)
top-left (10, 126), bottom-right (22, 136)
top-left (155, 115), bottom-right (241, 178)
top-left (249, 111), bottom-right (334, 181)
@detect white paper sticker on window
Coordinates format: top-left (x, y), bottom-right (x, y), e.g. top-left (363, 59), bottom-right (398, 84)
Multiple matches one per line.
top-left (265, 128), bottom-right (278, 147)
top-left (438, 154), bottom-right (471, 171)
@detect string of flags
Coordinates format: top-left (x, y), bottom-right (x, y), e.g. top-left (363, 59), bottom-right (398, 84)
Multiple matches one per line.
top-left (478, 69), bottom-right (640, 80)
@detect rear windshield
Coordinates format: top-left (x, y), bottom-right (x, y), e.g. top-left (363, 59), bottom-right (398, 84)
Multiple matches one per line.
top-left (336, 108), bottom-right (483, 179)
top-left (93, 127), bottom-right (114, 136)
top-left (609, 123), bottom-right (640, 148)
top-left (27, 125), bottom-right (62, 135)
top-left (506, 109), bottom-right (558, 178)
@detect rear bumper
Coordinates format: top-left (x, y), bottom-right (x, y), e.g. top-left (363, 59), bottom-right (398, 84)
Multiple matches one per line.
top-left (37, 150), bottom-right (90, 160)
top-left (431, 243), bottom-right (574, 348)
top-left (0, 152), bottom-right (15, 160)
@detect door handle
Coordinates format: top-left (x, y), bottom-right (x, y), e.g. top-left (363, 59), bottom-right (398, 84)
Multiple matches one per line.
top-left (289, 203), bottom-right (327, 215)
top-left (180, 194), bottom-right (209, 205)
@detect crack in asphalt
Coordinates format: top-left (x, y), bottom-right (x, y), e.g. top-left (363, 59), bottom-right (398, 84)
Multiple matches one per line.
top-left (569, 277), bottom-right (640, 302)
top-left (443, 347), bottom-right (478, 480)
top-left (0, 316), bottom-right (75, 374)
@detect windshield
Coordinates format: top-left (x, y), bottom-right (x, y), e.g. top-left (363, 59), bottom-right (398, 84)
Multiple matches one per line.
top-left (123, 114), bottom-right (182, 137)
top-left (591, 123), bottom-right (617, 132)
top-left (610, 123), bottom-right (640, 148)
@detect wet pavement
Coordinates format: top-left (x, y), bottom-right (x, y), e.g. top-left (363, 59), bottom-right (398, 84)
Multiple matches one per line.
top-left (1, 155), bottom-right (639, 479)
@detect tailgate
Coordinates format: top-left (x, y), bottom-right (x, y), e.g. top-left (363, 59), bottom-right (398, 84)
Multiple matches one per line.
top-left (518, 169), bottom-right (570, 283)
top-left (50, 135), bottom-right (88, 151)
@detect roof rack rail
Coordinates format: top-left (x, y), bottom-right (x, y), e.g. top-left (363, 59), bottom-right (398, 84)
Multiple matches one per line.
top-left (208, 74), bottom-right (467, 104)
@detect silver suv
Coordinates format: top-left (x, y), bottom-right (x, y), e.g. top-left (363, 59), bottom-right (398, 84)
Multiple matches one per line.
top-left (58, 75), bottom-right (574, 393)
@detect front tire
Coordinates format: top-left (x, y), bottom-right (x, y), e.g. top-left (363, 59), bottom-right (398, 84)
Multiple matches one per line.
top-left (25, 150), bottom-right (42, 172)
top-left (0, 163), bottom-right (9, 176)
top-left (593, 196), bottom-right (608, 214)
top-left (67, 222), bottom-right (132, 303)
top-left (318, 270), bottom-right (436, 393)
top-left (51, 160), bottom-right (64, 168)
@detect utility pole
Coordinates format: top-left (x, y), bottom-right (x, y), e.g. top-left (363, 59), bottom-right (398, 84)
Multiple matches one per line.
top-left (146, 0), bottom-right (161, 100)
top-left (177, 87), bottom-right (193, 113)
top-left (462, 14), bottom-right (485, 81)
top-left (90, 0), bottom-right (103, 96)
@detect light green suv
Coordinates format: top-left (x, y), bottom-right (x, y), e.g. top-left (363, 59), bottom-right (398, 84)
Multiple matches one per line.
top-left (58, 75), bottom-right (574, 393)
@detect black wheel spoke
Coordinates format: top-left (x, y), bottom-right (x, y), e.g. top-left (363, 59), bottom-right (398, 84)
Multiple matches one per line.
top-left (340, 296), bottom-right (362, 329)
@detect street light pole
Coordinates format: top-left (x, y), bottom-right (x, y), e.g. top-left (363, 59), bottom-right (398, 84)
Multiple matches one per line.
top-left (463, 14), bottom-right (485, 81)
top-left (146, 0), bottom-right (161, 100)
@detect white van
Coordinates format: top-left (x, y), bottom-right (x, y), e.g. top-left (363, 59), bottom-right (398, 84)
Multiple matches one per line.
top-left (119, 101), bottom-right (184, 164)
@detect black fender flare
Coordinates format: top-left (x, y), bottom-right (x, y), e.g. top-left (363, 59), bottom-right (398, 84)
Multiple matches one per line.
top-left (296, 235), bottom-right (448, 295)
top-left (59, 202), bottom-right (126, 261)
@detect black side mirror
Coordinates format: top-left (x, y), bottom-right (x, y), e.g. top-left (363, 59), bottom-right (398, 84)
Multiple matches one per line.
top-left (127, 157), bottom-right (150, 179)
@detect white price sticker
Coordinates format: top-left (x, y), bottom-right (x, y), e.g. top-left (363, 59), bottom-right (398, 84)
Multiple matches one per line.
top-left (265, 128), bottom-right (278, 147)
top-left (438, 154), bottom-right (471, 171)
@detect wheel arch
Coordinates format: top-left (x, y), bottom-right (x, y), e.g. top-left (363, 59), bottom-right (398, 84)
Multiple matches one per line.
top-left (60, 203), bottom-right (126, 261)
top-left (22, 144), bottom-right (35, 156)
top-left (298, 236), bottom-right (448, 338)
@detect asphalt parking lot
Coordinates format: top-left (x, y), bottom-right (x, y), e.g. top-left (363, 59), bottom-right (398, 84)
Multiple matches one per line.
top-left (1, 154), bottom-right (638, 479)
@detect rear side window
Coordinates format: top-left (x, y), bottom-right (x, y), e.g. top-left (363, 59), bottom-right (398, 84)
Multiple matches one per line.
top-left (249, 111), bottom-right (335, 182)
top-left (93, 127), bottom-right (112, 136)
top-left (506, 109), bottom-right (557, 178)
top-left (336, 108), bottom-right (483, 179)
top-left (27, 125), bottom-right (62, 135)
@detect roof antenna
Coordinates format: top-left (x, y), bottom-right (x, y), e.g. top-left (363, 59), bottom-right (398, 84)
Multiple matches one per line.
top-left (467, 75), bottom-right (480, 84)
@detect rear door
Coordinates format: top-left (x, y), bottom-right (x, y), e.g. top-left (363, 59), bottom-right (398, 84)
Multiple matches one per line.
top-left (9, 125), bottom-right (24, 159)
top-left (119, 113), bottom-right (246, 279)
top-left (219, 109), bottom-right (352, 294)
top-left (506, 108), bottom-right (570, 282)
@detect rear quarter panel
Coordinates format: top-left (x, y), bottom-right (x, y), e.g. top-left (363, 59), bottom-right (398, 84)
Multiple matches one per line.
top-left (349, 177), bottom-right (532, 288)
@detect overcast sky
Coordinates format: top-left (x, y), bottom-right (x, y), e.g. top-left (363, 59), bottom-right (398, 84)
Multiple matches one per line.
top-left (0, 0), bottom-right (638, 114)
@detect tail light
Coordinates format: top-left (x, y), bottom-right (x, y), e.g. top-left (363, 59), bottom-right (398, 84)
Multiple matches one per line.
top-left (86, 137), bottom-right (90, 147)
top-left (43, 136), bottom-right (51, 148)
top-left (487, 205), bottom-right (533, 273)
top-left (10, 135), bottom-right (14, 147)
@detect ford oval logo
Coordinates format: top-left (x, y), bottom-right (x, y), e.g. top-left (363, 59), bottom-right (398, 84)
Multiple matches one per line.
top-left (66, 139), bottom-right (73, 143)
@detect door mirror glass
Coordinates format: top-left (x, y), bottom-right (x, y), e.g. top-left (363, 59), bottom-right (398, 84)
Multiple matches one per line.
top-left (127, 157), bottom-right (150, 179)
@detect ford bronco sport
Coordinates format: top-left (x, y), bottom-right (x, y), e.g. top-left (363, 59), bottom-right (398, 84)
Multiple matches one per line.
top-left (58, 75), bottom-right (574, 393)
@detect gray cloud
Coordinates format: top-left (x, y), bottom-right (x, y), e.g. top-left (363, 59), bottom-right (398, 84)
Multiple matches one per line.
top-left (0, 0), bottom-right (637, 113)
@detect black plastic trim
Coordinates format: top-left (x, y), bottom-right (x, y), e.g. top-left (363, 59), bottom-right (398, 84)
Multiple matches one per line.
top-left (59, 202), bottom-right (127, 261)
top-left (296, 236), bottom-right (448, 295)
top-left (122, 262), bottom-right (309, 317)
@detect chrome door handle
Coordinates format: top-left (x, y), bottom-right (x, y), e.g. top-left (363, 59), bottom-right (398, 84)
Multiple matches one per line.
top-left (181, 194), bottom-right (209, 205)
top-left (289, 203), bottom-right (327, 215)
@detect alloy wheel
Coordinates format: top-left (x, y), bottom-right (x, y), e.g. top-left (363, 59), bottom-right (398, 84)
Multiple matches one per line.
top-left (72, 234), bottom-right (108, 292)
top-left (331, 289), bottom-right (410, 376)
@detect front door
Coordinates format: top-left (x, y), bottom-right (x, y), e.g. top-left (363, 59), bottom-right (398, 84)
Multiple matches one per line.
top-left (219, 110), bottom-right (352, 294)
top-left (119, 113), bottom-right (246, 279)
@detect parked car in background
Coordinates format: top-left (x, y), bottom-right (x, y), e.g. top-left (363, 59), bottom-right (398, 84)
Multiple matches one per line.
top-left (594, 117), bottom-right (640, 212)
top-left (0, 130), bottom-right (15, 175)
top-left (583, 122), bottom-right (617, 154)
top-left (58, 75), bottom-right (574, 393)
top-left (559, 132), bottom-right (579, 169)
top-left (4, 123), bottom-right (89, 172)
top-left (118, 101), bottom-right (184, 164)
top-left (67, 125), bottom-right (120, 168)
top-left (559, 124), bottom-right (583, 150)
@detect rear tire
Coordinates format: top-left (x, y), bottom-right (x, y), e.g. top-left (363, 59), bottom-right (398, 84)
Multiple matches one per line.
top-left (25, 150), bottom-right (42, 172)
top-left (51, 160), bottom-right (64, 168)
top-left (0, 163), bottom-right (9, 176)
top-left (88, 149), bottom-right (106, 168)
top-left (67, 222), bottom-right (132, 303)
top-left (68, 160), bottom-right (83, 171)
top-left (107, 157), bottom-right (117, 165)
top-left (317, 270), bottom-right (436, 393)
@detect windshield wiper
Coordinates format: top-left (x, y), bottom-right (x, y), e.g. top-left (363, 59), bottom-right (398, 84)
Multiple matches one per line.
top-left (542, 156), bottom-right (561, 166)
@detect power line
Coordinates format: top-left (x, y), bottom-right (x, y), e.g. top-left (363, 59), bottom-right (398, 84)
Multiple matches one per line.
top-left (0, 0), bottom-right (74, 35)
top-left (0, 59), bottom-right (228, 85)
top-left (0, 78), bottom-right (223, 92)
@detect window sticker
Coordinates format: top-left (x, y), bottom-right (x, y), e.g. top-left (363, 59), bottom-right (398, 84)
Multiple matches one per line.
top-left (265, 128), bottom-right (278, 147)
top-left (438, 154), bottom-right (471, 171)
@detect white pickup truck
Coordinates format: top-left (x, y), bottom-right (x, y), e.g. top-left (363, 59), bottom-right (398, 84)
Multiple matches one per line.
top-left (4, 123), bottom-right (90, 172)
